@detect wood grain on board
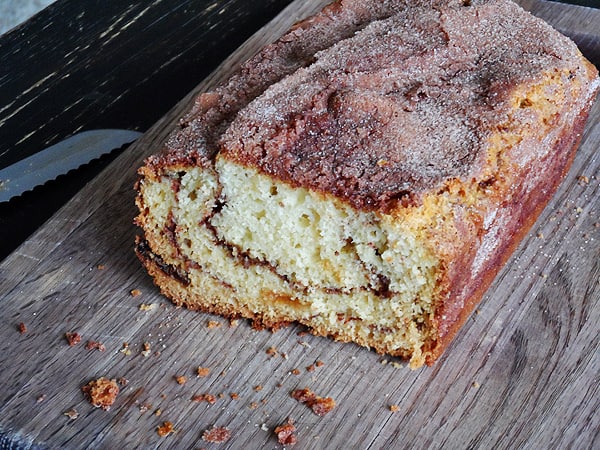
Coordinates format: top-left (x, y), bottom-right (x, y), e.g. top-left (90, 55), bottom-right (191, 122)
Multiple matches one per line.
top-left (0, 1), bottom-right (598, 448)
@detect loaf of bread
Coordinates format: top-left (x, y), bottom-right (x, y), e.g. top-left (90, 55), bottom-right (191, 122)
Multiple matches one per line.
top-left (135, 0), bottom-right (599, 368)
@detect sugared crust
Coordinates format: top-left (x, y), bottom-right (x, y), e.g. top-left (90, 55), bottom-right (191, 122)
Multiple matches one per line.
top-left (219, 0), bottom-right (594, 212)
top-left (144, 0), bottom-right (393, 173)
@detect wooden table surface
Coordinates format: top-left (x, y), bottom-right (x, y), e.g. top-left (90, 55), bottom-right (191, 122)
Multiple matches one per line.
top-left (0, 0), bottom-right (599, 448)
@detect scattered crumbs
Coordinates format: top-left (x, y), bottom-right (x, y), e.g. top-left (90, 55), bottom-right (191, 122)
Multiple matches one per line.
top-left (192, 394), bottom-right (217, 404)
top-left (85, 340), bottom-right (106, 352)
top-left (229, 392), bottom-right (239, 400)
top-left (315, 360), bottom-right (325, 368)
top-left (175, 375), bottom-right (187, 385)
top-left (540, 273), bottom-right (548, 279)
top-left (282, 352), bottom-right (289, 359)
top-left (154, 408), bottom-right (162, 417)
top-left (82, 377), bottom-right (119, 410)
top-left (594, 222), bottom-right (600, 228)
top-left (130, 289), bottom-right (142, 297)
top-left (97, 264), bottom-right (106, 270)
top-left (575, 206), bottom-right (583, 214)
top-left (118, 378), bottom-right (129, 386)
top-left (197, 367), bottom-right (210, 377)
top-left (472, 381), bottom-right (480, 388)
top-left (380, 359), bottom-right (388, 365)
top-left (577, 175), bottom-right (589, 185)
top-left (536, 232), bottom-right (544, 239)
top-left (139, 402), bottom-right (152, 413)
top-left (207, 320), bottom-right (222, 329)
top-left (202, 426), bottom-right (231, 444)
top-left (253, 385), bottom-right (263, 392)
top-left (291, 368), bottom-right (301, 376)
top-left (311, 396), bottom-right (336, 417)
top-left (275, 418), bottom-right (297, 446)
top-left (229, 319), bottom-right (239, 328)
top-left (261, 423), bottom-right (269, 431)
top-left (391, 362), bottom-right (403, 369)
top-left (120, 342), bottom-right (132, 356)
top-left (157, 421), bottom-right (175, 437)
top-left (65, 332), bottom-right (81, 346)
top-left (218, 393), bottom-right (225, 399)
top-left (64, 408), bottom-right (79, 420)
top-left (139, 303), bottom-right (156, 311)
top-left (249, 402), bottom-right (259, 410)
top-left (142, 342), bottom-right (151, 357)
top-left (266, 346), bottom-right (278, 357)
top-left (291, 388), bottom-right (336, 417)
top-left (36, 394), bottom-right (46, 403)
top-left (376, 158), bottom-right (389, 167)
top-left (306, 364), bottom-right (315, 372)
top-left (17, 322), bottom-right (27, 334)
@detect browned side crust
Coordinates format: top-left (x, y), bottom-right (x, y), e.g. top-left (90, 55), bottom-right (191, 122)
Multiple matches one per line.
top-left (427, 98), bottom-right (595, 364)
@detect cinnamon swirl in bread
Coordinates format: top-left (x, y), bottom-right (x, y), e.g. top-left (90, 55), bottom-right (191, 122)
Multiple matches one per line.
top-left (135, 0), bottom-right (599, 368)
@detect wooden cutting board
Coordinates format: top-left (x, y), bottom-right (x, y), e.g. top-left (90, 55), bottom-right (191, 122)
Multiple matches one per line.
top-left (1, 1), bottom-right (598, 448)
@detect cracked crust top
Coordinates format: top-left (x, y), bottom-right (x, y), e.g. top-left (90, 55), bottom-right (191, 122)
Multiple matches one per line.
top-left (218, 0), bottom-right (590, 212)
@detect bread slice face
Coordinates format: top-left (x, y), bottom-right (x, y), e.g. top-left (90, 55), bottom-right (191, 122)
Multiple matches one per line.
top-left (135, 0), bottom-right (599, 368)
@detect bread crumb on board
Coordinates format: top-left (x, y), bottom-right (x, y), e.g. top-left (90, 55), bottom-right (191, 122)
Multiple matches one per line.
top-left (202, 426), bottom-right (231, 443)
top-left (274, 418), bottom-right (297, 446)
top-left (157, 421), bottom-right (175, 437)
top-left (65, 332), bottom-right (81, 346)
top-left (196, 366), bottom-right (210, 377)
top-left (266, 346), bottom-right (279, 358)
top-left (192, 393), bottom-right (217, 404)
top-left (207, 320), bottom-right (222, 329)
top-left (64, 408), bottom-right (79, 420)
top-left (85, 340), bottom-right (106, 352)
top-left (17, 322), bottom-right (27, 334)
top-left (139, 303), bottom-right (156, 311)
top-left (82, 377), bottom-right (119, 410)
top-left (291, 388), bottom-right (336, 416)
top-left (141, 342), bottom-right (152, 357)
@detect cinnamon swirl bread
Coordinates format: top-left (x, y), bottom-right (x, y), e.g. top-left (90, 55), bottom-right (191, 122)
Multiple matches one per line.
top-left (135, 0), bottom-right (599, 368)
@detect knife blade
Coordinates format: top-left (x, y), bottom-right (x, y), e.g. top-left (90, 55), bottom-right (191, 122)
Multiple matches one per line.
top-left (0, 129), bottom-right (142, 203)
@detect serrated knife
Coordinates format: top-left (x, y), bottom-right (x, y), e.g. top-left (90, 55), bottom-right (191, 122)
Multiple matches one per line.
top-left (0, 129), bottom-right (142, 203)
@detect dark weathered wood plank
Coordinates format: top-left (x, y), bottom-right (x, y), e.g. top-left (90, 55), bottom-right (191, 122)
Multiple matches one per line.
top-left (0, 0), bottom-right (295, 261)
top-left (0, 0), bottom-right (598, 448)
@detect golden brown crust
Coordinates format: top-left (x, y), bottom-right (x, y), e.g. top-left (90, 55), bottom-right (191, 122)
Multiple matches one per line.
top-left (426, 97), bottom-right (595, 364)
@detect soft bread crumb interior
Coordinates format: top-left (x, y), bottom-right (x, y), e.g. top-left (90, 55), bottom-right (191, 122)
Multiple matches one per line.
top-left (138, 162), bottom-right (440, 367)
